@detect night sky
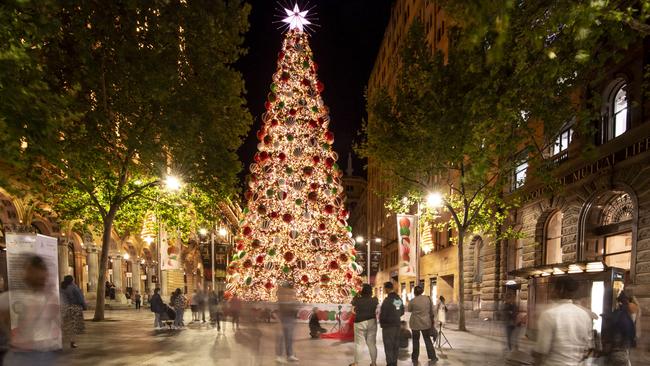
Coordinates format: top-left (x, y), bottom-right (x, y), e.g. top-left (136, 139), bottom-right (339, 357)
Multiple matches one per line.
top-left (236, 0), bottom-right (392, 186)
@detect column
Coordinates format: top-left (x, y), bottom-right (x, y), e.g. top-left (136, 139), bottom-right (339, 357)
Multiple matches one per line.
top-left (131, 261), bottom-right (141, 294)
top-left (86, 245), bottom-right (99, 294)
top-left (57, 241), bottom-right (69, 282)
top-left (113, 255), bottom-right (123, 291)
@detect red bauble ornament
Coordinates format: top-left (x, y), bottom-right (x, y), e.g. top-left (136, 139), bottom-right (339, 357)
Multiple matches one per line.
top-left (264, 281), bottom-right (274, 290)
top-left (282, 213), bottom-right (293, 223)
top-left (264, 101), bottom-right (272, 110)
top-left (312, 62), bottom-right (319, 71)
top-left (263, 135), bottom-right (272, 145)
top-left (325, 157), bottom-right (335, 168)
top-left (308, 119), bottom-right (318, 128)
top-left (324, 205), bottom-right (334, 214)
top-left (270, 211), bottom-right (279, 219)
top-left (242, 226), bottom-right (253, 237)
top-left (253, 153), bottom-right (261, 163)
top-left (236, 242), bottom-right (245, 251)
top-left (289, 108), bottom-right (297, 116)
top-left (324, 131), bottom-right (335, 144)
top-left (320, 274), bottom-right (330, 283)
top-left (339, 209), bottom-right (349, 219)
top-left (283, 251), bottom-right (295, 262)
top-left (317, 117), bottom-right (324, 125)
top-left (256, 129), bottom-right (266, 141)
top-left (259, 151), bottom-right (269, 162)
top-left (339, 253), bottom-right (348, 262)
top-left (278, 152), bottom-right (287, 161)
top-left (301, 275), bottom-right (309, 283)
top-left (278, 51), bottom-right (285, 60)
top-left (301, 78), bottom-right (310, 87)
top-left (245, 190), bottom-right (253, 200)
top-left (316, 81), bottom-right (325, 93)
top-left (243, 259), bottom-right (253, 268)
top-left (312, 156), bottom-right (320, 165)
top-left (345, 272), bottom-right (353, 280)
top-left (308, 191), bottom-right (318, 201)
top-left (256, 255), bottom-right (265, 264)
top-left (251, 239), bottom-right (261, 249)
top-left (270, 119), bottom-right (279, 127)
top-left (310, 183), bottom-right (319, 190)
top-left (318, 223), bottom-right (327, 232)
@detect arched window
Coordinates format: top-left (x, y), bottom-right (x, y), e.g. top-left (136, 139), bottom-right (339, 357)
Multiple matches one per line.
top-left (603, 79), bottom-right (629, 142)
top-left (545, 212), bottom-right (563, 264)
top-left (582, 192), bottom-right (634, 273)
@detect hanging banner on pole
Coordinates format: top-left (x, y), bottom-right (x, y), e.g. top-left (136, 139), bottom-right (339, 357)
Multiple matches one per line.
top-left (160, 229), bottom-right (180, 270)
top-left (5, 233), bottom-right (62, 350)
top-left (397, 214), bottom-right (417, 276)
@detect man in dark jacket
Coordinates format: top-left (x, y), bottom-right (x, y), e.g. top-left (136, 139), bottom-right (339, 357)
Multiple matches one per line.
top-left (379, 281), bottom-right (404, 366)
top-left (150, 288), bottom-right (164, 329)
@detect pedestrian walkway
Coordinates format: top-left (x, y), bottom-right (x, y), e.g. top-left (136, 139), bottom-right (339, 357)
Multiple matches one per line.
top-left (53, 310), bottom-right (510, 365)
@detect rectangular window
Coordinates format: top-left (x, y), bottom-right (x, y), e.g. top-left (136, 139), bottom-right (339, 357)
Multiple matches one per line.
top-left (513, 161), bottom-right (528, 190)
top-left (552, 128), bottom-right (573, 156)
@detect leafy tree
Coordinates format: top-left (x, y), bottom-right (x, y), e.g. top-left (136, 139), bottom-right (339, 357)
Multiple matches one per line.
top-left (0, 0), bottom-right (251, 320)
top-left (360, 0), bottom-right (641, 330)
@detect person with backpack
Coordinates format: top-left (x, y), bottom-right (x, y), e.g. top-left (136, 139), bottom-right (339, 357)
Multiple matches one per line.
top-left (379, 281), bottom-right (404, 366)
top-left (408, 285), bottom-right (438, 363)
top-left (150, 288), bottom-right (165, 329)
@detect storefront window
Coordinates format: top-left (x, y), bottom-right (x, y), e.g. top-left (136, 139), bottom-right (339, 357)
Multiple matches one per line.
top-left (545, 211), bottom-right (563, 264)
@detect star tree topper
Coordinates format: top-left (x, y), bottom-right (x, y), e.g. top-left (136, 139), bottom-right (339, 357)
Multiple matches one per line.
top-left (282, 4), bottom-right (311, 32)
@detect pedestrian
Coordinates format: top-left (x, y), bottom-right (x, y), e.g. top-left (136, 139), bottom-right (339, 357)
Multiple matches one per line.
top-left (379, 281), bottom-right (404, 366)
top-left (150, 288), bottom-right (165, 329)
top-left (171, 288), bottom-right (186, 329)
top-left (276, 283), bottom-right (299, 363)
top-left (349, 283), bottom-right (379, 366)
top-left (408, 285), bottom-right (438, 363)
top-left (60, 275), bottom-right (87, 349)
top-left (190, 289), bottom-right (199, 322)
top-left (199, 288), bottom-right (208, 323)
top-left (532, 276), bottom-right (593, 366)
top-left (309, 307), bottom-right (326, 339)
top-left (230, 294), bottom-right (242, 330)
top-left (0, 255), bottom-right (61, 365)
top-left (134, 291), bottom-right (142, 310)
top-left (504, 294), bottom-right (518, 351)
top-left (104, 281), bottom-right (111, 298)
top-left (109, 283), bottom-right (116, 300)
top-left (628, 295), bottom-right (641, 347)
top-left (208, 290), bottom-right (220, 330)
top-left (603, 292), bottom-right (636, 366)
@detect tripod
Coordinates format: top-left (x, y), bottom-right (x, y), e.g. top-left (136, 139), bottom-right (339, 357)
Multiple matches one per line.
top-left (329, 305), bottom-right (343, 332)
top-left (436, 321), bottom-right (452, 350)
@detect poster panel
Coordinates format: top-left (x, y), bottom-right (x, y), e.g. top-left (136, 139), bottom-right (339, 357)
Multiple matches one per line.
top-left (396, 214), bottom-right (418, 276)
top-left (160, 229), bottom-right (181, 270)
top-left (5, 233), bottom-right (62, 350)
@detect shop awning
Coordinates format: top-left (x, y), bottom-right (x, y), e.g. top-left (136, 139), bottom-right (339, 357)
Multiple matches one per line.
top-left (509, 260), bottom-right (608, 279)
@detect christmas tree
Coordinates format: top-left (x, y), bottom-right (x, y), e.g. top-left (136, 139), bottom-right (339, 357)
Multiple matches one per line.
top-left (226, 5), bottom-right (362, 303)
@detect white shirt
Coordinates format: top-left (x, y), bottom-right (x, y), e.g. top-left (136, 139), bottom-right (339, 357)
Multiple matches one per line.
top-left (0, 290), bottom-right (61, 351)
top-left (534, 300), bottom-right (593, 366)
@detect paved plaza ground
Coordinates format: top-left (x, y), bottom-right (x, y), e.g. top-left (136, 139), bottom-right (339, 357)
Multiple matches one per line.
top-left (50, 309), bottom-right (515, 366)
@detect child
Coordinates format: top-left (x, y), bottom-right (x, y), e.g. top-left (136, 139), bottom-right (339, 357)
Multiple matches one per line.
top-left (399, 320), bottom-right (412, 357)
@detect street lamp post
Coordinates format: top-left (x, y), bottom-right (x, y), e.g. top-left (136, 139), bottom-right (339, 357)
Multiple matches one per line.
top-left (355, 236), bottom-right (382, 285)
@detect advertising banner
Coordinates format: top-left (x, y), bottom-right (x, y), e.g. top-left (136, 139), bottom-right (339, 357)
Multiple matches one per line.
top-left (5, 233), bottom-right (62, 350)
top-left (397, 214), bottom-right (418, 276)
top-left (160, 229), bottom-right (181, 270)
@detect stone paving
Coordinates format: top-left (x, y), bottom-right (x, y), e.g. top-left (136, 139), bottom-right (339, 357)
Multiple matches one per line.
top-left (50, 310), bottom-right (513, 366)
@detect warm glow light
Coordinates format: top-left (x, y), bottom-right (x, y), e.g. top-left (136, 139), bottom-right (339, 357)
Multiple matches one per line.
top-left (199, 228), bottom-right (208, 236)
top-left (374, 238), bottom-right (382, 243)
top-left (123, 253), bottom-right (130, 260)
top-left (218, 228), bottom-right (228, 237)
top-left (282, 4), bottom-right (311, 32)
top-left (143, 236), bottom-right (154, 244)
top-left (355, 236), bottom-right (364, 244)
top-left (164, 175), bottom-right (182, 192)
top-left (425, 192), bottom-right (443, 208)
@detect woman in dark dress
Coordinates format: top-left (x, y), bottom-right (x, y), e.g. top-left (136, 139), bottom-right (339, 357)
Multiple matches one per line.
top-left (60, 275), bottom-right (86, 348)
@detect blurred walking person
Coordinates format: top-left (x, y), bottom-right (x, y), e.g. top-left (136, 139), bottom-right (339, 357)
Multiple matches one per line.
top-left (408, 285), bottom-right (438, 364)
top-left (150, 288), bottom-right (165, 329)
top-left (379, 282), bottom-right (404, 366)
top-left (198, 288), bottom-right (208, 323)
top-left (134, 291), bottom-right (141, 310)
top-left (60, 275), bottom-right (86, 349)
top-left (603, 292), bottom-right (636, 366)
top-left (171, 288), bottom-right (186, 329)
top-left (190, 289), bottom-right (199, 322)
top-left (0, 255), bottom-right (61, 365)
top-left (229, 294), bottom-right (242, 330)
top-left (349, 284), bottom-right (378, 366)
top-left (276, 283), bottom-right (299, 363)
top-left (532, 276), bottom-right (592, 366)
top-left (504, 295), bottom-right (520, 351)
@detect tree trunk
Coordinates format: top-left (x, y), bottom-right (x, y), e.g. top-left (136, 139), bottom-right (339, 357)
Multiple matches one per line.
top-left (93, 207), bottom-right (117, 321)
top-left (457, 229), bottom-right (467, 331)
